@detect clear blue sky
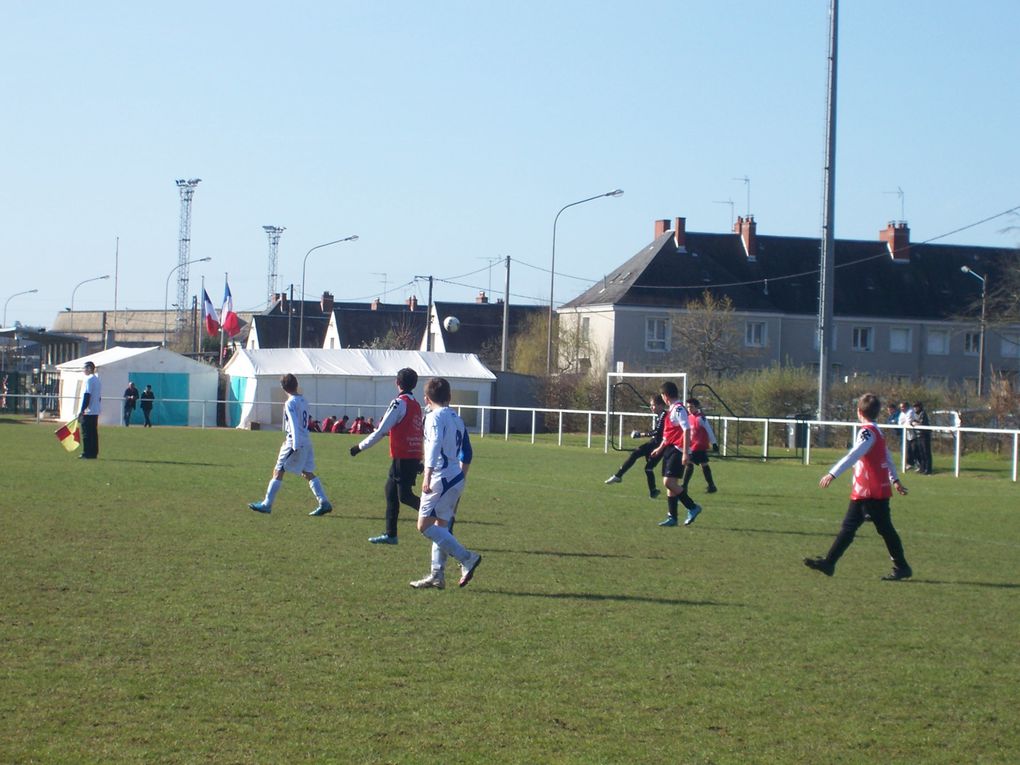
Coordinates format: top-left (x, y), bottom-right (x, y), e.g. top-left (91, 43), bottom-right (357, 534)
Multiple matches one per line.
top-left (3, 0), bottom-right (1018, 329)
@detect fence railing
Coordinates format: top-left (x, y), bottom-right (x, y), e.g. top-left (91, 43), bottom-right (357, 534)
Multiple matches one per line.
top-left (4, 394), bottom-right (1017, 482)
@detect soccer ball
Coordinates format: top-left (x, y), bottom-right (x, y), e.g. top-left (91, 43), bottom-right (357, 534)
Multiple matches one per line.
top-left (443, 316), bottom-right (461, 333)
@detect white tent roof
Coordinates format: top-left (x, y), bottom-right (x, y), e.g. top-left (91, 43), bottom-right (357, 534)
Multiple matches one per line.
top-left (56, 345), bottom-right (161, 370)
top-left (224, 348), bottom-right (496, 380)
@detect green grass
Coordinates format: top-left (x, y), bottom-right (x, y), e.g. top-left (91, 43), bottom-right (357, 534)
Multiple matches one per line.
top-left (1, 418), bottom-right (1018, 764)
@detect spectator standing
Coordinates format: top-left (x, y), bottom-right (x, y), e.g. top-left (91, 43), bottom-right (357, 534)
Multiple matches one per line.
top-left (913, 401), bottom-right (932, 475)
top-left (898, 401), bottom-right (919, 470)
top-left (123, 381), bottom-right (139, 426)
top-left (139, 385), bottom-right (155, 427)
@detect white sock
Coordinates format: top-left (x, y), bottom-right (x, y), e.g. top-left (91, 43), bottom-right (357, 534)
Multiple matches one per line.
top-left (431, 542), bottom-right (447, 577)
top-left (264, 478), bottom-right (282, 507)
top-left (308, 477), bottom-right (327, 502)
top-left (423, 524), bottom-right (469, 564)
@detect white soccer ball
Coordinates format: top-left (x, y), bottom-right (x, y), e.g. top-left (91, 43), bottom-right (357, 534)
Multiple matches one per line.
top-left (443, 316), bottom-right (461, 333)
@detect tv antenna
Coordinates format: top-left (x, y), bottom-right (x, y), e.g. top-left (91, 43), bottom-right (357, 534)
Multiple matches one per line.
top-left (732, 176), bottom-right (751, 216)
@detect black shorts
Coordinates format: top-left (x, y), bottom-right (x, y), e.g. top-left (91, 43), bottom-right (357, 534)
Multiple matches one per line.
top-left (689, 450), bottom-right (709, 466)
top-left (662, 446), bottom-right (686, 478)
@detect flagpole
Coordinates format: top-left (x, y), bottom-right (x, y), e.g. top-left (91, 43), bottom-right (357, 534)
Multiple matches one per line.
top-left (219, 273), bottom-right (226, 367)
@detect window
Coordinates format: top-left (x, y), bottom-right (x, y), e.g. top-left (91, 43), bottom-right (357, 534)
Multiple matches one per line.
top-left (1002, 332), bottom-right (1020, 359)
top-left (745, 321), bottom-right (766, 348)
top-left (964, 332), bottom-right (981, 355)
top-left (852, 326), bottom-right (873, 352)
top-left (889, 327), bottom-right (912, 354)
top-left (926, 330), bottom-right (949, 355)
top-left (580, 317), bottom-right (590, 343)
top-left (645, 317), bottom-right (669, 352)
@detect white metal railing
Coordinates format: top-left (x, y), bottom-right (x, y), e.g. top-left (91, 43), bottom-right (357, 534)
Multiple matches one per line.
top-left (5, 393), bottom-right (1017, 482)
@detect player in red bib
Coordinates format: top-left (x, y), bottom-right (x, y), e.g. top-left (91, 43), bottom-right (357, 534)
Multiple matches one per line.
top-left (805, 393), bottom-right (912, 580)
top-left (349, 368), bottom-right (424, 545)
top-left (649, 381), bottom-right (703, 527)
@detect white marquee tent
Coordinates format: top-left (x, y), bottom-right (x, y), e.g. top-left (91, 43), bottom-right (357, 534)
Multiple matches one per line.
top-left (57, 346), bottom-right (219, 427)
top-left (222, 348), bottom-right (496, 430)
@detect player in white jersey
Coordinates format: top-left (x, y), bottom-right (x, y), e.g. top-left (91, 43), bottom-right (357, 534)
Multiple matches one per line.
top-left (410, 377), bottom-right (481, 589)
top-left (248, 374), bottom-right (333, 516)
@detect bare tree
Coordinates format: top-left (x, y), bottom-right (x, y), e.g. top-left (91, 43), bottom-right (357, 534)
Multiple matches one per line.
top-left (669, 291), bottom-right (745, 378)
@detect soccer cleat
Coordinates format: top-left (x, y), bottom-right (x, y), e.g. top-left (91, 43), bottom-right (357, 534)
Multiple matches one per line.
top-left (684, 504), bottom-right (702, 526)
top-left (804, 557), bottom-right (835, 576)
top-left (459, 553), bottom-right (482, 587)
top-left (881, 566), bottom-right (913, 581)
top-left (368, 534), bottom-right (398, 545)
top-left (658, 515), bottom-right (678, 527)
top-left (649, 489), bottom-right (661, 499)
top-left (706, 485), bottom-right (718, 494)
top-left (410, 574), bottom-right (446, 590)
top-left (309, 501), bottom-right (333, 517)
top-left (604, 475), bottom-right (622, 484)
top-left (249, 502), bottom-right (271, 514)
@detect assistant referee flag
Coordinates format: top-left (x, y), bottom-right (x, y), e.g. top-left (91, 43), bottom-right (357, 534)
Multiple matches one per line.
top-left (55, 418), bottom-right (81, 451)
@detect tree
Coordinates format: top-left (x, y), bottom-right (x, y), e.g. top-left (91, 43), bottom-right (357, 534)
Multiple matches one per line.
top-left (669, 291), bottom-right (746, 379)
top-left (365, 316), bottom-right (420, 351)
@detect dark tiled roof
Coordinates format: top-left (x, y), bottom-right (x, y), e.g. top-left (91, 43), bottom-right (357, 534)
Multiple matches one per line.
top-left (334, 305), bottom-right (427, 349)
top-left (250, 314), bottom-right (327, 348)
top-left (563, 229), bottom-right (1015, 320)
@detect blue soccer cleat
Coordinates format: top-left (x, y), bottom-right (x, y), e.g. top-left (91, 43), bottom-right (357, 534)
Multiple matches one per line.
top-left (249, 502), bottom-right (271, 514)
top-left (658, 515), bottom-right (678, 527)
top-left (684, 504), bottom-right (702, 526)
top-left (368, 534), bottom-right (398, 545)
top-left (309, 501), bottom-right (333, 517)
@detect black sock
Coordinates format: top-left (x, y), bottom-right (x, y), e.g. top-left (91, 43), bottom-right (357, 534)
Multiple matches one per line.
top-left (667, 495), bottom-right (679, 518)
top-left (678, 491), bottom-right (696, 511)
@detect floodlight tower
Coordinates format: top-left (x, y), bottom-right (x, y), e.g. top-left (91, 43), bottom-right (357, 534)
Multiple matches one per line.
top-left (263, 225), bottom-right (286, 305)
top-left (174, 178), bottom-right (201, 341)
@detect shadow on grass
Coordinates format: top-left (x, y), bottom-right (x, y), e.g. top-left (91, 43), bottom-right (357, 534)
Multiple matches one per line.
top-left (911, 579), bottom-right (1020, 589)
top-left (480, 587), bottom-right (741, 607)
top-left (478, 547), bottom-right (653, 560)
top-left (714, 526), bottom-right (833, 538)
top-left (104, 458), bottom-right (232, 466)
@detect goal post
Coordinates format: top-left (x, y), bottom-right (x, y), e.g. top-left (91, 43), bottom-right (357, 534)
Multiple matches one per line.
top-left (604, 370), bottom-right (687, 453)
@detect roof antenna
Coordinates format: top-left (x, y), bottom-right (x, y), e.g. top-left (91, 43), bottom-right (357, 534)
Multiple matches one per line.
top-left (714, 197), bottom-right (735, 228)
top-left (732, 176), bottom-right (751, 216)
top-left (883, 186), bottom-right (905, 221)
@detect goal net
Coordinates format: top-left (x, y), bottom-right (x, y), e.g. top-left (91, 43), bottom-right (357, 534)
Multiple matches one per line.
top-left (604, 371), bottom-right (687, 453)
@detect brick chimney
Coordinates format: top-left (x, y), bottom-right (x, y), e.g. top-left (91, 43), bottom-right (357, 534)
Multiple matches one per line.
top-left (673, 217), bottom-right (687, 252)
top-left (320, 291), bottom-right (334, 314)
top-left (371, 298), bottom-right (381, 311)
top-left (406, 295), bottom-right (418, 311)
top-left (734, 215), bottom-right (757, 261)
top-left (475, 291), bottom-right (488, 304)
top-left (274, 292), bottom-right (289, 314)
top-left (880, 221), bottom-right (911, 262)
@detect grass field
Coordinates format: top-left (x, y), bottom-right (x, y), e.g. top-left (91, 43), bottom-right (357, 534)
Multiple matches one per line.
top-left (1, 418), bottom-right (1018, 764)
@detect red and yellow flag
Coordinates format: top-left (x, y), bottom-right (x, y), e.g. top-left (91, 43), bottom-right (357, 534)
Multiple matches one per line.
top-left (55, 418), bottom-right (81, 452)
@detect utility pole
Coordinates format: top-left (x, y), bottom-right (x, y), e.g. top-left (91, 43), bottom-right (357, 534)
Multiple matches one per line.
top-left (174, 178), bottom-right (201, 345)
top-left (817, 0), bottom-right (838, 423)
top-left (501, 256), bottom-right (510, 371)
top-left (415, 275), bottom-right (435, 351)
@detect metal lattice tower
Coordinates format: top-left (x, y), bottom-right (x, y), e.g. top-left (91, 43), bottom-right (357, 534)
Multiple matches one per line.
top-left (263, 225), bottom-right (286, 306)
top-left (174, 178), bottom-right (201, 340)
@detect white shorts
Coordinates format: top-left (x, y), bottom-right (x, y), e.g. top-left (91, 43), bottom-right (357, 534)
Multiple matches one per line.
top-left (275, 443), bottom-right (316, 475)
top-left (419, 474), bottom-right (466, 523)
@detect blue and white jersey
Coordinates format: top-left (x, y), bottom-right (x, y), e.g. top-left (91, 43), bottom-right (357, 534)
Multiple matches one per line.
top-left (283, 394), bottom-right (312, 450)
top-left (424, 405), bottom-right (468, 482)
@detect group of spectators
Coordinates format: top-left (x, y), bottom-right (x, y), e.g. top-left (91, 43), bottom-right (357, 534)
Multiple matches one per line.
top-left (311, 414), bottom-right (375, 435)
top-left (886, 400), bottom-right (932, 475)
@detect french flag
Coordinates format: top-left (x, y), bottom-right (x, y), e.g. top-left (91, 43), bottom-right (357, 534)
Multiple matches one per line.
top-left (221, 279), bottom-right (241, 337)
top-left (202, 289), bottom-right (220, 336)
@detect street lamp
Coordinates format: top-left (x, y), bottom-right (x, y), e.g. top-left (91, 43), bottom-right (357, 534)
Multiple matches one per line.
top-left (3, 288), bottom-right (39, 328)
top-left (960, 265), bottom-right (987, 397)
top-left (547, 189), bottom-right (623, 374)
top-left (69, 275), bottom-right (110, 333)
top-left (297, 235), bottom-right (359, 348)
top-left (164, 257), bottom-right (212, 346)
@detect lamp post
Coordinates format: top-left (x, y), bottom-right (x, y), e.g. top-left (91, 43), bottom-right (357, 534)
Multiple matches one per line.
top-left (297, 235), bottom-right (359, 348)
top-left (3, 288), bottom-right (39, 328)
top-left (960, 265), bottom-right (987, 397)
top-left (164, 257), bottom-right (212, 346)
top-left (547, 189), bottom-right (623, 375)
top-left (69, 275), bottom-right (110, 333)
